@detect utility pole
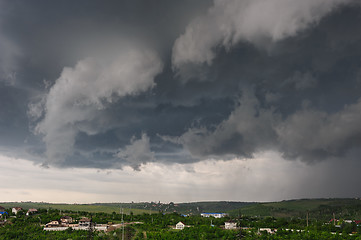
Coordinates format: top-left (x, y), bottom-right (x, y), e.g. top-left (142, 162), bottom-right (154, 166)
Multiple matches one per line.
top-left (87, 214), bottom-right (93, 240)
top-left (130, 203), bottom-right (132, 221)
top-left (306, 211), bottom-right (309, 227)
top-left (121, 208), bottom-right (125, 240)
top-left (238, 210), bottom-right (242, 239)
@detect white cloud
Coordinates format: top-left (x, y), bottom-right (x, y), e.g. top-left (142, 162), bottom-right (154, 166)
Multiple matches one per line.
top-left (1, 152), bottom-right (359, 203)
top-left (34, 46), bottom-right (163, 165)
top-left (172, 0), bottom-right (355, 69)
top-left (172, 90), bottom-right (278, 158)
top-left (116, 133), bottom-right (155, 170)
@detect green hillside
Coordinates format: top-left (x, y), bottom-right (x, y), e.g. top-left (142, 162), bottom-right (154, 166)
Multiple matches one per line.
top-left (173, 201), bottom-right (254, 214)
top-left (0, 201), bottom-right (252, 215)
top-left (2, 198), bottom-right (361, 220)
top-left (230, 198), bottom-right (361, 220)
top-left (0, 202), bottom-right (156, 215)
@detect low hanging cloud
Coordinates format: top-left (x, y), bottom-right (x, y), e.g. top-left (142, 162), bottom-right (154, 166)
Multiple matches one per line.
top-left (282, 71), bottom-right (318, 91)
top-left (277, 98), bottom-right (361, 162)
top-left (172, 0), bottom-right (356, 69)
top-left (34, 46), bottom-right (163, 165)
top-left (116, 133), bottom-right (155, 170)
top-left (166, 91), bottom-right (278, 159)
top-left (166, 90), bottom-right (361, 164)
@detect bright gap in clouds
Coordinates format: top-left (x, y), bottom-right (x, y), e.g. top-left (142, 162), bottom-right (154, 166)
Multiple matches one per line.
top-left (1, 153), bottom-right (358, 203)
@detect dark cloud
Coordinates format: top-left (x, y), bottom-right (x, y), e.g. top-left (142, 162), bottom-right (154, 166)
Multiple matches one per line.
top-left (0, 0), bottom-right (360, 170)
top-left (0, 83), bottom-right (29, 145)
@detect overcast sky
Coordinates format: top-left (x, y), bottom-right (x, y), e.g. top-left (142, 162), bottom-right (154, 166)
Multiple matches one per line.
top-left (1, 0), bottom-right (361, 203)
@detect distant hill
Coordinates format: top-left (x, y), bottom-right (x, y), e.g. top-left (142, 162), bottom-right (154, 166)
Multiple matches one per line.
top-left (0, 201), bottom-right (253, 215)
top-left (229, 198), bottom-right (361, 220)
top-left (170, 201), bottom-right (254, 214)
top-left (2, 198), bottom-right (361, 220)
top-left (74, 201), bottom-right (254, 215)
top-left (0, 202), bottom-right (155, 215)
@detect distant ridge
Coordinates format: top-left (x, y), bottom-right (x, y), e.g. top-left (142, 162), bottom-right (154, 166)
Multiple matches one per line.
top-left (228, 198), bottom-right (361, 220)
top-left (1, 198), bottom-right (361, 219)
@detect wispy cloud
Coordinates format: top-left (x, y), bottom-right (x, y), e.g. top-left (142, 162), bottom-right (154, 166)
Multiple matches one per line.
top-left (34, 46), bottom-right (162, 165)
top-left (172, 0), bottom-right (355, 70)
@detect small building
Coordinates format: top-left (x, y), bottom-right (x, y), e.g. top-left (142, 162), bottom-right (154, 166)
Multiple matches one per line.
top-left (175, 221), bottom-right (185, 230)
top-left (259, 228), bottom-right (276, 234)
top-left (26, 209), bottom-right (38, 216)
top-left (201, 213), bottom-right (227, 218)
top-left (0, 212), bottom-right (8, 217)
top-left (60, 216), bottom-right (73, 224)
top-left (225, 221), bottom-right (237, 230)
top-left (45, 221), bottom-right (60, 228)
top-left (94, 224), bottom-right (108, 231)
top-left (78, 217), bottom-right (92, 229)
top-left (12, 207), bottom-right (23, 215)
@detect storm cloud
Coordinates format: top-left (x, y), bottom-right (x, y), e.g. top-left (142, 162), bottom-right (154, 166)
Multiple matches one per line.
top-left (34, 46), bottom-right (162, 165)
top-left (0, 0), bottom-right (361, 172)
top-left (171, 91), bottom-right (361, 164)
top-left (172, 0), bottom-right (356, 69)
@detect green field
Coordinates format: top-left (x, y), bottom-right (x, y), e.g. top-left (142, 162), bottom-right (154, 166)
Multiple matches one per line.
top-left (0, 202), bottom-right (157, 215)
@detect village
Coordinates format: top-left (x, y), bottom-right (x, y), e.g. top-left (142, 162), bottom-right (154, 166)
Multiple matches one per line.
top-left (2, 203), bottom-right (361, 239)
top-left (1, 205), bottom-right (238, 233)
top-left (0, 206), bottom-right (283, 237)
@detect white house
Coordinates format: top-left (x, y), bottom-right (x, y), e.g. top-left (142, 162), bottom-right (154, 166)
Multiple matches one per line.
top-left (225, 221), bottom-right (237, 229)
top-left (175, 221), bottom-right (185, 230)
top-left (201, 213), bottom-right (227, 218)
top-left (78, 217), bottom-right (92, 229)
top-left (12, 207), bottom-right (23, 215)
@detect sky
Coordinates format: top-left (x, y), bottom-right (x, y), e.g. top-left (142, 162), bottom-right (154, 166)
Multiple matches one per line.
top-left (1, 0), bottom-right (361, 203)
